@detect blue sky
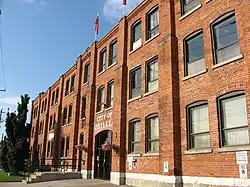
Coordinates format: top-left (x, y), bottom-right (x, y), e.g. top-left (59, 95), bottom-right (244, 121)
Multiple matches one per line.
top-left (0, 0), bottom-right (141, 136)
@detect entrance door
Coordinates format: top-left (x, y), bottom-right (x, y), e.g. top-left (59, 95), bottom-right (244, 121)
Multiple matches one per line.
top-left (94, 130), bottom-right (112, 180)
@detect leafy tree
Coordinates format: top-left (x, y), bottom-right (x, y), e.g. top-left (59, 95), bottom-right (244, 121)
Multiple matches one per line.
top-left (0, 137), bottom-right (9, 172)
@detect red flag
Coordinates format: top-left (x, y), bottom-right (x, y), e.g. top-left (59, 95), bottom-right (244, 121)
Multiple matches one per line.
top-left (122, 0), bottom-right (126, 5)
top-left (95, 14), bottom-right (99, 35)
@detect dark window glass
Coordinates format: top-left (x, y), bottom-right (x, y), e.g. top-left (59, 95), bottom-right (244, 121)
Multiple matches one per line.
top-left (49, 115), bottom-right (53, 131)
top-left (53, 113), bottom-right (56, 130)
top-left (51, 91), bottom-right (55, 106)
top-left (219, 94), bottom-right (249, 146)
top-left (182, 0), bottom-right (200, 15)
top-left (68, 104), bottom-right (72, 124)
top-left (65, 137), bottom-right (70, 157)
top-left (81, 96), bottom-right (86, 119)
top-left (147, 7), bottom-right (159, 40)
top-left (131, 21), bottom-right (142, 51)
top-left (84, 63), bottom-right (90, 83)
top-left (188, 103), bottom-right (210, 149)
top-left (44, 99), bottom-right (47, 111)
top-left (47, 141), bottom-right (50, 157)
top-left (97, 87), bottom-right (105, 112)
top-left (60, 138), bottom-right (65, 158)
top-left (107, 81), bottom-right (114, 108)
top-left (146, 116), bottom-right (159, 152)
top-left (55, 88), bottom-right (59, 103)
top-left (129, 120), bottom-right (140, 153)
top-left (70, 74), bottom-right (76, 92)
top-left (79, 133), bottom-right (84, 145)
top-left (109, 40), bottom-right (117, 66)
top-left (185, 32), bottom-right (205, 75)
top-left (65, 79), bottom-right (70, 96)
top-left (63, 107), bottom-right (67, 125)
top-left (130, 68), bottom-right (141, 99)
top-left (146, 58), bottom-right (158, 92)
top-left (99, 49), bottom-right (106, 72)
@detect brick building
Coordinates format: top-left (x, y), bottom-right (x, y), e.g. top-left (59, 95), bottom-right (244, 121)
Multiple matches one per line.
top-left (29, 0), bottom-right (250, 186)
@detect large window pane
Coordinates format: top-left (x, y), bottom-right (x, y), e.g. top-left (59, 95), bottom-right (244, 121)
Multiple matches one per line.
top-left (182, 0), bottom-right (200, 15)
top-left (147, 59), bottom-right (158, 92)
top-left (147, 7), bottom-right (159, 39)
top-left (68, 104), bottom-right (72, 124)
top-left (213, 14), bottom-right (240, 63)
top-left (109, 40), bottom-right (117, 66)
top-left (84, 63), bottom-right (90, 83)
top-left (129, 121), bottom-right (140, 153)
top-left (81, 97), bottom-right (86, 118)
top-left (132, 21), bottom-right (142, 50)
top-left (65, 79), bottom-right (70, 96)
top-left (70, 74), bottom-right (76, 92)
top-left (107, 81), bottom-right (114, 108)
top-left (130, 68), bottom-right (141, 99)
top-left (99, 49), bottom-right (106, 72)
top-left (147, 116), bottom-right (159, 152)
top-left (97, 87), bottom-right (105, 112)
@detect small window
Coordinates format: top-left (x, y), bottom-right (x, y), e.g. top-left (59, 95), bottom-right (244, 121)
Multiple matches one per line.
top-left (131, 21), bottom-right (142, 51)
top-left (55, 88), bottom-right (59, 104)
top-left (129, 120), bottom-right (140, 153)
top-left (81, 96), bottom-right (86, 119)
top-left (63, 107), bottom-right (67, 125)
top-left (84, 63), bottom-right (90, 83)
top-left (212, 13), bottom-right (240, 64)
top-left (187, 102), bottom-right (210, 149)
top-left (65, 137), bottom-right (70, 157)
top-left (68, 104), bottom-right (73, 124)
top-left (107, 81), bottom-right (114, 108)
top-left (47, 141), bottom-right (50, 158)
top-left (65, 79), bottom-right (70, 96)
top-left (49, 115), bottom-right (53, 131)
top-left (50, 141), bottom-right (54, 157)
top-left (219, 93), bottom-right (249, 146)
top-left (60, 138), bottom-right (65, 158)
top-left (97, 86), bottom-right (105, 112)
top-left (130, 67), bottom-right (141, 99)
top-left (146, 6), bottom-right (159, 40)
top-left (109, 40), bottom-right (117, 66)
top-left (44, 99), bottom-right (47, 112)
top-left (53, 113), bottom-right (56, 130)
top-left (181, 0), bottom-right (200, 15)
top-left (79, 133), bottom-right (84, 145)
top-left (41, 101), bottom-right (44, 114)
top-left (51, 91), bottom-right (55, 106)
top-left (184, 31), bottom-right (205, 76)
top-left (99, 49), bottom-right (107, 73)
top-left (146, 116), bottom-right (159, 152)
top-left (146, 58), bottom-right (158, 92)
top-left (70, 74), bottom-right (76, 93)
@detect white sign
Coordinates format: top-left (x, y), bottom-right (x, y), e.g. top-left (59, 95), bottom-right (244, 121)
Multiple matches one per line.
top-left (236, 151), bottom-right (248, 165)
top-left (94, 112), bottom-right (113, 133)
top-left (164, 162), bottom-right (169, 173)
top-left (239, 164), bottom-right (248, 179)
top-left (128, 162), bottom-right (132, 170)
top-left (127, 157), bottom-right (134, 162)
top-left (48, 133), bottom-right (54, 140)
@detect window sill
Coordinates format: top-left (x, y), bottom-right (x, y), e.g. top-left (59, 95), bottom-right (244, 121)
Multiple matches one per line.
top-left (80, 117), bottom-right (86, 121)
top-left (185, 148), bottom-right (212, 155)
top-left (127, 153), bottom-right (141, 157)
top-left (143, 152), bottom-right (159, 157)
top-left (105, 106), bottom-right (113, 111)
top-left (183, 68), bottom-right (208, 81)
top-left (179, 4), bottom-right (202, 21)
top-left (145, 33), bottom-right (160, 45)
top-left (51, 102), bottom-right (58, 108)
top-left (107, 61), bottom-right (118, 70)
top-left (129, 45), bottom-right (142, 55)
top-left (128, 95), bottom-right (142, 103)
top-left (97, 70), bottom-right (106, 76)
top-left (216, 145), bottom-right (250, 153)
top-left (96, 110), bottom-right (104, 115)
top-left (212, 54), bottom-right (244, 70)
top-left (144, 90), bottom-right (158, 97)
top-left (82, 82), bottom-right (89, 86)
top-left (205, 0), bottom-right (212, 3)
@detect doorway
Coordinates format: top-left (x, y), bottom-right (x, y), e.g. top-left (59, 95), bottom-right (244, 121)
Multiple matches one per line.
top-left (94, 130), bottom-right (112, 180)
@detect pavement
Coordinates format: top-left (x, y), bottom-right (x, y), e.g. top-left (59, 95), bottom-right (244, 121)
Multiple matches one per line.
top-left (0, 179), bottom-right (130, 187)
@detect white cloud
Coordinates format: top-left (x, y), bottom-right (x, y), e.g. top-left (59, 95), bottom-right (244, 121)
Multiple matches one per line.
top-left (103, 0), bottom-right (142, 23)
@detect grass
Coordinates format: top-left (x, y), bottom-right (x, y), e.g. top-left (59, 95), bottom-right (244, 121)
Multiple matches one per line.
top-left (0, 172), bottom-right (26, 182)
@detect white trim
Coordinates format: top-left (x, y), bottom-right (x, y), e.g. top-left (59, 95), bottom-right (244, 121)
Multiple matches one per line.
top-left (179, 4), bottom-right (202, 21)
top-left (212, 54), bottom-right (244, 69)
top-left (122, 172), bottom-right (250, 186)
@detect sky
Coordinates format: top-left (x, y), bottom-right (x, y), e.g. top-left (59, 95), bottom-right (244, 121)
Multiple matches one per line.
top-left (0, 0), bottom-right (142, 136)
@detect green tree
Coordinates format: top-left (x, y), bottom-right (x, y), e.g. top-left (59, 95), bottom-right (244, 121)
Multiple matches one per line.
top-left (0, 137), bottom-right (10, 172)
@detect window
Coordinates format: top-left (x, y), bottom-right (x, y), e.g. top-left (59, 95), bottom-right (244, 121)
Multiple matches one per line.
top-left (79, 133), bottom-right (84, 145)
top-left (55, 88), bottom-right (59, 104)
top-left (97, 86), bottom-right (105, 112)
top-left (65, 79), bottom-right (70, 96)
top-left (109, 40), bottom-right (117, 66)
top-left (146, 58), bottom-right (158, 92)
top-left (65, 137), bottom-right (70, 157)
top-left (181, 0), bottom-right (200, 15)
top-left (60, 138), bottom-right (65, 158)
top-left (129, 120), bottom-right (140, 153)
top-left (84, 63), bottom-right (90, 83)
top-left (146, 116), bottom-right (159, 152)
top-left (99, 49), bottom-right (107, 73)
top-left (41, 101), bottom-right (44, 113)
top-left (51, 91), bottom-right (55, 106)
top-left (63, 107), bottom-right (67, 125)
top-left (184, 31), bottom-right (205, 76)
top-left (130, 67), bottom-right (141, 99)
top-left (68, 104), bottom-right (72, 124)
top-left (53, 113), bottom-right (56, 129)
top-left (50, 141), bottom-right (54, 157)
top-left (107, 81), bottom-right (114, 108)
top-left (212, 13), bottom-right (240, 64)
top-left (187, 102), bottom-right (210, 149)
top-left (70, 74), bottom-right (76, 93)
top-left (44, 99), bottom-right (47, 111)
top-left (219, 93), bottom-right (249, 146)
top-left (49, 115), bottom-right (53, 131)
top-left (81, 96), bottom-right (86, 119)
top-left (131, 21), bottom-right (142, 51)
top-left (39, 121), bottom-right (43, 135)
top-left (146, 6), bottom-right (159, 40)
top-left (47, 141), bottom-right (50, 157)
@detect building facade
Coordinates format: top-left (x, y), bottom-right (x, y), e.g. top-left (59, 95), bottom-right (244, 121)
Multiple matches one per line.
top-left (29, 0), bottom-right (250, 186)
